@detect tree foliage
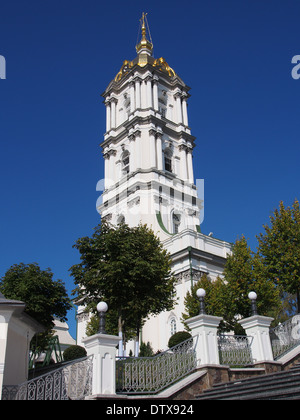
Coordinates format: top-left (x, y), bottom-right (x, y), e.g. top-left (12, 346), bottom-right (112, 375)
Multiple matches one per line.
top-left (0, 262), bottom-right (71, 329)
top-left (223, 236), bottom-right (280, 331)
top-left (182, 274), bottom-right (229, 331)
top-left (63, 345), bottom-right (87, 362)
top-left (0, 262), bottom-right (72, 351)
top-left (257, 199), bottom-right (300, 312)
top-left (182, 237), bottom-right (280, 334)
top-left (70, 221), bottom-right (177, 342)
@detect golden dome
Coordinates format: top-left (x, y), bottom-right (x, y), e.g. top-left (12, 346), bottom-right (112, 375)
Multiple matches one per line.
top-left (114, 13), bottom-right (176, 82)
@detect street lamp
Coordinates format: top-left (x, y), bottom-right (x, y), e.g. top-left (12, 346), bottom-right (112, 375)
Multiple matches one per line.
top-left (248, 291), bottom-right (258, 316)
top-left (97, 301), bottom-right (108, 334)
top-left (196, 288), bottom-right (206, 315)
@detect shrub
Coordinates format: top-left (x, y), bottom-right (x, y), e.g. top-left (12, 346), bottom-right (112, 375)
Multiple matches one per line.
top-left (168, 331), bottom-right (192, 349)
top-left (139, 341), bottom-right (154, 357)
top-left (63, 345), bottom-right (87, 362)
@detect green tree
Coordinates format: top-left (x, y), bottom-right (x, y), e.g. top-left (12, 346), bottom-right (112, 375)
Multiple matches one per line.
top-left (257, 199), bottom-right (300, 312)
top-left (182, 274), bottom-right (228, 331)
top-left (182, 238), bottom-right (280, 334)
top-left (139, 341), bottom-right (154, 357)
top-left (70, 221), bottom-right (176, 352)
top-left (0, 262), bottom-right (72, 350)
top-left (223, 236), bottom-right (280, 332)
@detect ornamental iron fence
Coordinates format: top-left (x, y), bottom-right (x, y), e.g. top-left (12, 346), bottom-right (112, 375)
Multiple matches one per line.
top-left (218, 334), bottom-right (253, 367)
top-left (2, 356), bottom-right (93, 400)
top-left (270, 315), bottom-right (300, 360)
top-left (116, 336), bottom-right (197, 394)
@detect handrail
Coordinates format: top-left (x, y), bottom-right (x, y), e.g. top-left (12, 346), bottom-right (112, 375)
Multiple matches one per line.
top-left (116, 336), bottom-right (197, 394)
top-left (218, 334), bottom-right (253, 367)
top-left (12, 356), bottom-right (93, 400)
top-left (270, 315), bottom-right (300, 360)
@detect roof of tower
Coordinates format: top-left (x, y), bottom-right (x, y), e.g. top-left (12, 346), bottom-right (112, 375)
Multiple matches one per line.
top-left (114, 13), bottom-right (177, 82)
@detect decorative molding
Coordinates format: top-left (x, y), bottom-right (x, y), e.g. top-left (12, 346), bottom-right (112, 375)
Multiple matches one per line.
top-left (174, 269), bottom-right (207, 284)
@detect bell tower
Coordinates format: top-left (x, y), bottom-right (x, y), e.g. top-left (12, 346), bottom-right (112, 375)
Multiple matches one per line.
top-left (98, 13), bottom-right (201, 239)
top-left (92, 14), bottom-right (232, 351)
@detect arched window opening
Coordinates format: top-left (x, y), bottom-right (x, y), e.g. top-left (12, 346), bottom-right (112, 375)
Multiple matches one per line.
top-left (172, 212), bottom-right (181, 234)
top-left (117, 215), bottom-right (125, 224)
top-left (164, 148), bottom-right (172, 173)
top-left (122, 151), bottom-right (130, 175)
top-left (123, 93), bottom-right (131, 119)
top-left (170, 318), bottom-right (177, 336)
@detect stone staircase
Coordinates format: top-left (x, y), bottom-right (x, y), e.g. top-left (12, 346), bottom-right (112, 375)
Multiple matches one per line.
top-left (196, 363), bottom-right (300, 400)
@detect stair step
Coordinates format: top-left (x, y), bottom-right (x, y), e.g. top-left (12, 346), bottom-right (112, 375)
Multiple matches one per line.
top-left (196, 369), bottom-right (300, 400)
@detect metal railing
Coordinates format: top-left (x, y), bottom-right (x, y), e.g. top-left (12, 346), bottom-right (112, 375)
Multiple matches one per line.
top-left (116, 336), bottom-right (197, 394)
top-left (270, 315), bottom-right (300, 360)
top-left (218, 334), bottom-right (253, 367)
top-left (4, 356), bottom-right (93, 400)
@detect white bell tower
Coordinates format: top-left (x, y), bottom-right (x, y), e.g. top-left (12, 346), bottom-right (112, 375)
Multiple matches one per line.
top-left (98, 13), bottom-right (201, 240)
top-left (93, 14), bottom-right (232, 351)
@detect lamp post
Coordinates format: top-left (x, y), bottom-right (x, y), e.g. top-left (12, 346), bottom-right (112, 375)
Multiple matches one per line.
top-left (248, 291), bottom-right (258, 316)
top-left (186, 287), bottom-right (222, 365)
top-left (196, 288), bottom-right (206, 315)
top-left (97, 301), bottom-right (108, 334)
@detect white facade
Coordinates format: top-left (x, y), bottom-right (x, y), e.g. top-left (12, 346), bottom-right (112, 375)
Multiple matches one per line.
top-left (77, 16), bottom-right (231, 351)
top-left (0, 292), bottom-right (44, 398)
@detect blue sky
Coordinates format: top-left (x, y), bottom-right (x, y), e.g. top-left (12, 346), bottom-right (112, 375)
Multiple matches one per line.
top-left (0, 0), bottom-right (299, 339)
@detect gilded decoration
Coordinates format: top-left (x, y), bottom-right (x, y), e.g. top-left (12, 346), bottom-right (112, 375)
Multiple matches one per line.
top-left (114, 13), bottom-right (176, 82)
top-left (114, 56), bottom-right (176, 82)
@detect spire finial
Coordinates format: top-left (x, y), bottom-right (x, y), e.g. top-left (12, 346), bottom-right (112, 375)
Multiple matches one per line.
top-left (141, 12), bottom-right (147, 36)
top-left (136, 12), bottom-right (153, 56)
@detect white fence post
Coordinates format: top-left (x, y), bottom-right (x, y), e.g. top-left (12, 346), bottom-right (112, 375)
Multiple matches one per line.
top-left (239, 315), bottom-right (274, 363)
top-left (186, 314), bottom-right (222, 366)
top-left (185, 288), bottom-right (222, 366)
top-left (82, 302), bottom-right (119, 397)
top-left (82, 333), bottom-right (120, 396)
top-left (238, 292), bottom-right (274, 364)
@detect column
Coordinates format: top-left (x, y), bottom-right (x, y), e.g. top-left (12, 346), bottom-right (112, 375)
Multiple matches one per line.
top-left (108, 150), bottom-right (116, 184)
top-left (129, 82), bottom-right (135, 113)
top-left (239, 315), bottom-right (274, 363)
top-left (135, 132), bottom-right (141, 169)
top-left (111, 98), bottom-right (117, 129)
top-left (156, 133), bottom-right (163, 171)
top-left (187, 147), bottom-right (194, 183)
top-left (182, 96), bottom-right (189, 126)
top-left (153, 79), bottom-right (159, 111)
top-left (103, 153), bottom-right (110, 190)
top-left (175, 93), bottom-right (183, 124)
top-left (186, 314), bottom-right (222, 366)
top-left (179, 145), bottom-right (187, 180)
top-left (141, 80), bottom-right (147, 109)
top-left (149, 129), bottom-right (156, 168)
top-left (105, 101), bottom-right (111, 132)
top-left (129, 134), bottom-right (136, 172)
top-left (135, 78), bottom-right (141, 109)
top-left (146, 77), bottom-right (153, 108)
top-left (0, 311), bottom-right (11, 400)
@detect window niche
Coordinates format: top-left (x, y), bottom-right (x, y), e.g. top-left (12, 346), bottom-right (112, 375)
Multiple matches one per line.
top-left (164, 147), bottom-right (172, 173)
top-left (121, 150), bottom-right (130, 175)
top-left (172, 211), bottom-right (181, 234)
